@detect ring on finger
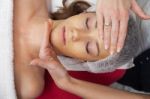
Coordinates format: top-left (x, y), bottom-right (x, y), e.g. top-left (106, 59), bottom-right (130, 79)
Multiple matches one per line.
top-left (104, 18), bottom-right (112, 27)
top-left (104, 21), bottom-right (112, 27)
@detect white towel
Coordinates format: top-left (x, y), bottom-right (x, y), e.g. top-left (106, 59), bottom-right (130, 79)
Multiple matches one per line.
top-left (48, 0), bottom-right (97, 13)
top-left (0, 0), bottom-right (17, 99)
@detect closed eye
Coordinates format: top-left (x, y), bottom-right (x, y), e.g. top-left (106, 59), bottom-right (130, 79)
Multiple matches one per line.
top-left (86, 41), bottom-right (100, 56)
top-left (85, 17), bottom-right (89, 29)
top-left (86, 41), bottom-right (90, 54)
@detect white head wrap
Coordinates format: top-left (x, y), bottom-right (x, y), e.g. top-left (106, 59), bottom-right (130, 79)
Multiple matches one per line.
top-left (57, 17), bottom-right (141, 73)
top-left (52, 0), bottom-right (141, 73)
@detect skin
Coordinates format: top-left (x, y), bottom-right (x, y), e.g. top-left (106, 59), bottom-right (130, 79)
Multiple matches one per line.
top-left (13, 0), bottom-right (109, 98)
top-left (96, 0), bottom-right (150, 55)
top-left (51, 13), bottom-right (109, 61)
top-left (31, 30), bottom-right (150, 99)
top-left (13, 0), bottom-right (48, 98)
top-left (13, 0), bottom-right (150, 98)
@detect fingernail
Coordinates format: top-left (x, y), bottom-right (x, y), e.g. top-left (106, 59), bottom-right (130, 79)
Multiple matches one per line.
top-left (110, 50), bottom-right (114, 55)
top-left (105, 44), bottom-right (109, 50)
top-left (117, 47), bottom-right (121, 53)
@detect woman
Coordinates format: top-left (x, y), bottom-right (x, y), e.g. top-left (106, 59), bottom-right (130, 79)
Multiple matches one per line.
top-left (13, 0), bottom-right (149, 99)
top-left (14, 0), bottom-right (124, 98)
top-left (12, 0), bottom-right (123, 99)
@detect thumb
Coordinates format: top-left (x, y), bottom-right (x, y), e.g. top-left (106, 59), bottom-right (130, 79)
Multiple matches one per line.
top-left (131, 0), bottom-right (150, 19)
top-left (30, 58), bottom-right (55, 69)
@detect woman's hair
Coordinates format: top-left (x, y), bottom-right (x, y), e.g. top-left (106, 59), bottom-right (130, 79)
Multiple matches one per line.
top-left (50, 0), bottom-right (91, 20)
top-left (51, 0), bottom-right (141, 73)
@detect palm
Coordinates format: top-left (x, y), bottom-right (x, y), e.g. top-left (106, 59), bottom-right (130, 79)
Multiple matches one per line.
top-left (39, 44), bottom-right (57, 60)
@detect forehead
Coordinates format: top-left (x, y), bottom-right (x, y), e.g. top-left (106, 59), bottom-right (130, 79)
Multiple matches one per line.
top-left (79, 12), bottom-right (96, 16)
top-left (69, 12), bottom-right (96, 19)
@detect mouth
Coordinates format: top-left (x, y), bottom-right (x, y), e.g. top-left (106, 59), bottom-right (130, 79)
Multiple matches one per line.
top-left (61, 26), bottom-right (66, 45)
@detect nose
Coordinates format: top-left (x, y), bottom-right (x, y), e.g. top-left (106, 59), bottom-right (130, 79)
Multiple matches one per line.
top-left (71, 29), bottom-right (87, 41)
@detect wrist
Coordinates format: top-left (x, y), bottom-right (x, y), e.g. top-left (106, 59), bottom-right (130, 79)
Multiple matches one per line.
top-left (56, 74), bottom-right (73, 90)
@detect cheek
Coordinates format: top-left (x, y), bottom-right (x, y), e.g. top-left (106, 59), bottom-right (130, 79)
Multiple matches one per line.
top-left (51, 30), bottom-right (60, 47)
top-left (63, 43), bottom-right (88, 59)
top-left (97, 48), bottom-right (110, 60)
top-left (67, 44), bottom-right (84, 56)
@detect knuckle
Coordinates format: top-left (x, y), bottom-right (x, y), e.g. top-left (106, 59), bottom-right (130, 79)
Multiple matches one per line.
top-left (112, 29), bottom-right (118, 35)
top-left (113, 15), bottom-right (119, 21)
top-left (121, 11), bottom-right (129, 19)
top-left (112, 12), bottom-right (119, 20)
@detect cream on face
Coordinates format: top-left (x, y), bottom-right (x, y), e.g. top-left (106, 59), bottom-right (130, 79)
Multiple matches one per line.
top-left (50, 13), bottom-right (110, 61)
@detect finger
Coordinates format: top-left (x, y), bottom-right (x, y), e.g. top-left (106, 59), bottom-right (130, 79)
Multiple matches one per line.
top-left (39, 21), bottom-right (53, 58)
top-left (30, 58), bottom-right (48, 69)
top-left (131, 0), bottom-right (150, 19)
top-left (40, 21), bottom-right (52, 51)
top-left (30, 57), bottom-right (57, 69)
top-left (97, 13), bottom-right (104, 40)
top-left (104, 16), bottom-right (112, 50)
top-left (110, 17), bottom-right (119, 55)
top-left (117, 17), bottom-right (129, 52)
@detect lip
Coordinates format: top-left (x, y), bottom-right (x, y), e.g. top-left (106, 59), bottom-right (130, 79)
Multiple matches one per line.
top-left (61, 26), bottom-right (66, 45)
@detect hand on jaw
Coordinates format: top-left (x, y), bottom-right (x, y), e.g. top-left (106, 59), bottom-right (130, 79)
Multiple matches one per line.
top-left (30, 21), bottom-right (71, 90)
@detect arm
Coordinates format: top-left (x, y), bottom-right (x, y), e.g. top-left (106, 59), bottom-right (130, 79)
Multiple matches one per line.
top-left (13, 0), bottom-right (50, 98)
top-left (30, 22), bottom-right (150, 98)
top-left (14, 0), bottom-right (49, 22)
top-left (31, 57), bottom-right (150, 99)
top-left (13, 0), bottom-right (49, 32)
top-left (62, 76), bottom-right (150, 99)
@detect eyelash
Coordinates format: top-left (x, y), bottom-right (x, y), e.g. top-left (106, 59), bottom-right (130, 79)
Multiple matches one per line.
top-left (85, 18), bottom-right (89, 29)
top-left (85, 41), bottom-right (100, 56)
top-left (86, 41), bottom-right (89, 54)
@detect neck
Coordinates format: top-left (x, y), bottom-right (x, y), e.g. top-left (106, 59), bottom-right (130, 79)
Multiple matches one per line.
top-left (27, 18), bottom-right (62, 57)
top-left (27, 19), bottom-right (48, 57)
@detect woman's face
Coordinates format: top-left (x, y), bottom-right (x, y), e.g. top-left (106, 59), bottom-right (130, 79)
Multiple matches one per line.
top-left (51, 13), bottom-right (110, 61)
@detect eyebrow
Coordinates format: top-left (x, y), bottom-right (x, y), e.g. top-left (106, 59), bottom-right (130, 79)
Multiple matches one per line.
top-left (86, 41), bottom-right (90, 54)
top-left (95, 21), bottom-right (97, 29)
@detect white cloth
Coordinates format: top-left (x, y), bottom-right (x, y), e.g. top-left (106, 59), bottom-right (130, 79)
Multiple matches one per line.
top-left (137, 0), bottom-right (150, 51)
top-left (0, 0), bottom-right (17, 99)
top-left (47, 0), bottom-right (97, 13)
top-left (58, 55), bottom-right (134, 73)
top-left (111, 83), bottom-right (150, 94)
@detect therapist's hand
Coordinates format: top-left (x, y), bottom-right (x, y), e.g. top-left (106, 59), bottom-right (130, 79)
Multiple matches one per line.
top-left (96, 0), bottom-right (150, 54)
top-left (30, 21), bottom-right (70, 89)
